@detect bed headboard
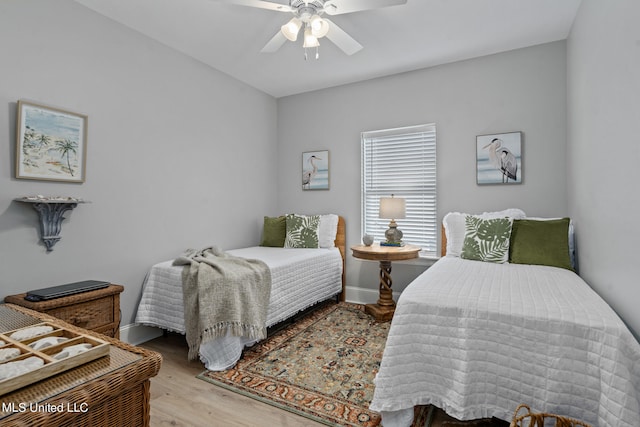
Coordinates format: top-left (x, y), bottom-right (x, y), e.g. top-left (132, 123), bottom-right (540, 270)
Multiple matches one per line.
top-left (335, 216), bottom-right (346, 302)
top-left (441, 225), bottom-right (447, 257)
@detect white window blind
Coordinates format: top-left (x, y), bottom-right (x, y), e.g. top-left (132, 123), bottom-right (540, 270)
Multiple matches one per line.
top-left (361, 124), bottom-right (437, 257)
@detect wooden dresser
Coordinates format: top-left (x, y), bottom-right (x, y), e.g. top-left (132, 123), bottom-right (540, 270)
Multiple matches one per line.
top-left (4, 284), bottom-right (124, 339)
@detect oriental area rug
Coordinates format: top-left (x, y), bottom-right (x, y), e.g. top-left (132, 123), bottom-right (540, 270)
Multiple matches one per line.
top-left (197, 302), bottom-right (432, 427)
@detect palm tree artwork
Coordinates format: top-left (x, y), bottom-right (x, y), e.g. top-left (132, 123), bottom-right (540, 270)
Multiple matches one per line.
top-left (36, 133), bottom-right (51, 147)
top-left (16, 101), bottom-right (86, 182)
top-left (56, 139), bottom-right (79, 177)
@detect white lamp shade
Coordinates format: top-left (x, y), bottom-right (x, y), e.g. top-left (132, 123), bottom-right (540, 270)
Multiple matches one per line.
top-left (303, 27), bottom-right (320, 48)
top-left (281, 17), bottom-right (302, 41)
top-left (379, 196), bottom-right (406, 219)
top-left (310, 15), bottom-right (329, 38)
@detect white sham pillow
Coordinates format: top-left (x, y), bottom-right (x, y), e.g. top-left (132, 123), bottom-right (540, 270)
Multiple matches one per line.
top-left (443, 208), bottom-right (526, 257)
top-left (318, 214), bottom-right (339, 248)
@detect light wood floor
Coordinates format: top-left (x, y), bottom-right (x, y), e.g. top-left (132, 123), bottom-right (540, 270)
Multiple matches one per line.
top-left (140, 333), bottom-right (502, 427)
top-left (141, 332), bottom-right (326, 427)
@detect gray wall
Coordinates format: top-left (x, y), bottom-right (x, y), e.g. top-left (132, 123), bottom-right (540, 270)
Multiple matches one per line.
top-left (0, 0), bottom-right (278, 325)
top-left (567, 0), bottom-right (640, 337)
top-left (6, 1), bottom-right (636, 341)
top-left (277, 41), bottom-right (569, 297)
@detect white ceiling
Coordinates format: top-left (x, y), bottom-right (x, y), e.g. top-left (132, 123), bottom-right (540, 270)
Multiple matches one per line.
top-left (73, 0), bottom-right (582, 98)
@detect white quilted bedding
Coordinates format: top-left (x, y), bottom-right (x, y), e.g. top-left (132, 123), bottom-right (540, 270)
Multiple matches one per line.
top-left (135, 247), bottom-right (343, 370)
top-left (369, 257), bottom-right (640, 427)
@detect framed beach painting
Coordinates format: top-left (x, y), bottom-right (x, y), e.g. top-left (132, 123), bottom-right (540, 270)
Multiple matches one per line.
top-left (302, 150), bottom-right (329, 190)
top-left (476, 131), bottom-right (522, 185)
top-left (16, 100), bottom-right (88, 183)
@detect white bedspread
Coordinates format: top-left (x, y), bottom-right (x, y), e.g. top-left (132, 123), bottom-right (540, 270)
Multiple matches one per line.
top-left (136, 247), bottom-right (342, 370)
top-left (369, 257), bottom-right (640, 427)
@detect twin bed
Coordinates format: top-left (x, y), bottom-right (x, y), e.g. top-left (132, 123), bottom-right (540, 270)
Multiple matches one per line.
top-left (135, 215), bottom-right (345, 371)
top-left (135, 210), bottom-right (640, 427)
top-left (370, 211), bottom-right (640, 427)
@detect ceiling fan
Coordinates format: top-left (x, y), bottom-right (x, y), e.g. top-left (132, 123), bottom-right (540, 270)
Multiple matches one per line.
top-left (215, 0), bottom-right (407, 59)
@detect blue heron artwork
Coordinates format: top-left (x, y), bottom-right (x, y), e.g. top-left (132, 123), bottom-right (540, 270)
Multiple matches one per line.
top-left (302, 150), bottom-right (329, 190)
top-left (476, 132), bottom-right (522, 185)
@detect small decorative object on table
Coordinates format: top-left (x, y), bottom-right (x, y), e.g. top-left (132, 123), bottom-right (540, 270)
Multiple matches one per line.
top-left (362, 234), bottom-right (374, 246)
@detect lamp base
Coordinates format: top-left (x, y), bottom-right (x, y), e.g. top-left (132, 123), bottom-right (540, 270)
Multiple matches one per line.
top-left (384, 220), bottom-right (403, 246)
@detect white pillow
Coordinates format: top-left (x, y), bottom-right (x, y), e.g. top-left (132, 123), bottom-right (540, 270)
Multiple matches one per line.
top-left (318, 214), bottom-right (339, 248)
top-left (443, 208), bottom-right (526, 257)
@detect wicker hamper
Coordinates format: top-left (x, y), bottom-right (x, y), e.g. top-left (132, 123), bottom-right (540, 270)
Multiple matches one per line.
top-left (510, 404), bottom-right (592, 427)
top-left (0, 304), bottom-right (162, 427)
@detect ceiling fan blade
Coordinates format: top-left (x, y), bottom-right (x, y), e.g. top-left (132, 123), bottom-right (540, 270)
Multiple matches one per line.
top-left (324, 19), bottom-right (363, 56)
top-left (260, 31), bottom-right (287, 53)
top-left (324, 0), bottom-right (406, 15)
top-left (214, 0), bottom-right (292, 13)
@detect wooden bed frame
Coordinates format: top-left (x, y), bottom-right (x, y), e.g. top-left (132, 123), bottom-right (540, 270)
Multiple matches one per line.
top-left (441, 225), bottom-right (447, 257)
top-left (335, 216), bottom-right (346, 302)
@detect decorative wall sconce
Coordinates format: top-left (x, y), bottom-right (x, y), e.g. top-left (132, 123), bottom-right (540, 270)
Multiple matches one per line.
top-left (15, 196), bottom-right (88, 251)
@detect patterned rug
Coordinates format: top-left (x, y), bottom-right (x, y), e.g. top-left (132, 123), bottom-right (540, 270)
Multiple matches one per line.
top-left (197, 302), bottom-right (432, 427)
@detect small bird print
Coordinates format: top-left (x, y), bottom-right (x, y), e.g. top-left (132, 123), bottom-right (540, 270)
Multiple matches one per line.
top-left (302, 155), bottom-right (321, 189)
top-left (483, 138), bottom-right (518, 183)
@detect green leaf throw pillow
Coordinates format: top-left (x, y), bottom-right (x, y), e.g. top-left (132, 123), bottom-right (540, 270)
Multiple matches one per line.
top-left (284, 214), bottom-right (320, 248)
top-left (260, 216), bottom-right (286, 247)
top-left (509, 218), bottom-right (573, 271)
top-left (461, 216), bottom-right (513, 263)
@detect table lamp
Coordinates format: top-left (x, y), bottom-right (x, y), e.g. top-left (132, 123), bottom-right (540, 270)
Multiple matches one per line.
top-left (379, 194), bottom-right (406, 246)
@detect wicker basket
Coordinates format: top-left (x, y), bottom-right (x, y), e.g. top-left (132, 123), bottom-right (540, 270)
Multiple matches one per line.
top-left (1, 304), bottom-right (162, 427)
top-left (510, 404), bottom-right (592, 427)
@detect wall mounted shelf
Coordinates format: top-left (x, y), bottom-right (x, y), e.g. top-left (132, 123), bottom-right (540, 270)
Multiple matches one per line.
top-left (14, 197), bottom-right (88, 251)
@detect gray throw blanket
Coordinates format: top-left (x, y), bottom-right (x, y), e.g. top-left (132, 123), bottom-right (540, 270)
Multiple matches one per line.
top-left (173, 246), bottom-right (272, 360)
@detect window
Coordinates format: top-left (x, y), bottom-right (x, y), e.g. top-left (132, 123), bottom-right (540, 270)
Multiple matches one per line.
top-left (361, 124), bottom-right (437, 257)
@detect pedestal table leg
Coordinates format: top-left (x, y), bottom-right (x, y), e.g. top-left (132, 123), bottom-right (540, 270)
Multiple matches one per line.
top-left (364, 260), bottom-right (396, 321)
top-left (377, 260), bottom-right (395, 307)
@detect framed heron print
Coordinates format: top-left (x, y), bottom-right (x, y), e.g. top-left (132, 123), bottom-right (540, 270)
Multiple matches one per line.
top-left (302, 150), bottom-right (329, 190)
top-left (16, 100), bottom-right (88, 183)
top-left (476, 131), bottom-right (522, 185)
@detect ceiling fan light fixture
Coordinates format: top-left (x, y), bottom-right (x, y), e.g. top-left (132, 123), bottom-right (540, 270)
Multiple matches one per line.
top-left (309, 15), bottom-right (329, 38)
top-left (281, 17), bottom-right (302, 41)
top-left (303, 26), bottom-right (320, 48)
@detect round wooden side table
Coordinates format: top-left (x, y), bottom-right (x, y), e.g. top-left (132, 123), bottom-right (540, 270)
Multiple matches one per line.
top-left (351, 243), bottom-right (421, 321)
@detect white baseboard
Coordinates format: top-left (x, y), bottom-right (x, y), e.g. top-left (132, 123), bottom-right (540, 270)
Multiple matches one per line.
top-left (345, 286), bottom-right (401, 305)
top-left (119, 323), bottom-right (164, 346)
top-left (120, 286), bottom-right (398, 345)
